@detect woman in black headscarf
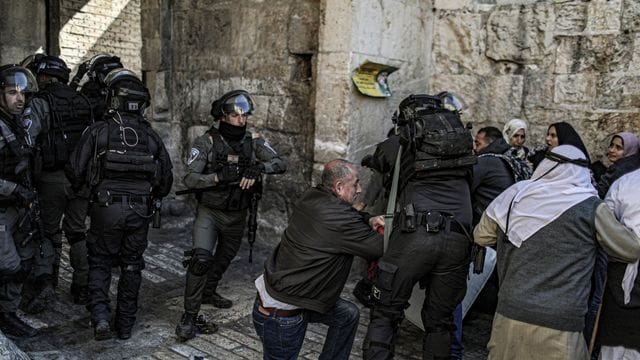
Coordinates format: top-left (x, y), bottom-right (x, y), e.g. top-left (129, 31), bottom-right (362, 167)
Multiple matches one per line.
top-left (528, 121), bottom-right (591, 170)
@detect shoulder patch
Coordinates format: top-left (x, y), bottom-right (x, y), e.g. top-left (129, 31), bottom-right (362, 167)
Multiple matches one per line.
top-left (187, 148), bottom-right (200, 165)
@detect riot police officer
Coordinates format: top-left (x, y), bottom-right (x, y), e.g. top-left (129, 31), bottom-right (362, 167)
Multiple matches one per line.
top-left (363, 93), bottom-right (475, 360)
top-left (175, 90), bottom-right (286, 341)
top-left (68, 69), bottom-right (173, 340)
top-left (70, 53), bottom-right (123, 120)
top-left (0, 64), bottom-right (40, 338)
top-left (22, 55), bottom-right (93, 307)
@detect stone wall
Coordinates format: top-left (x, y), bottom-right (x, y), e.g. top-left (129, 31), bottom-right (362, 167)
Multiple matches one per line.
top-left (59, 0), bottom-right (142, 74)
top-left (0, 1), bottom-right (47, 65)
top-left (429, 0), bottom-right (640, 160)
top-left (141, 0), bottom-right (320, 239)
top-left (314, 0), bottom-right (433, 175)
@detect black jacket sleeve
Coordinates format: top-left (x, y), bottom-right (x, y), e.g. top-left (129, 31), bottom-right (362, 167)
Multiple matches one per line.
top-left (149, 129), bottom-right (173, 198)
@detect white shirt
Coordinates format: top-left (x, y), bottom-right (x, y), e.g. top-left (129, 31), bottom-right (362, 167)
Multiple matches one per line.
top-left (254, 274), bottom-right (299, 310)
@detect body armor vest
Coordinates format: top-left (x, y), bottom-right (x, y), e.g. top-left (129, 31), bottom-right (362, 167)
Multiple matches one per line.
top-left (0, 114), bottom-right (31, 203)
top-left (99, 113), bottom-right (158, 187)
top-left (37, 82), bottom-right (93, 170)
top-left (80, 80), bottom-right (108, 121)
top-left (200, 127), bottom-right (255, 211)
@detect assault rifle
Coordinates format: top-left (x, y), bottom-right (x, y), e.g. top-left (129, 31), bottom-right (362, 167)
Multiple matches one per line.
top-left (175, 179), bottom-right (262, 263)
top-left (15, 159), bottom-right (45, 256)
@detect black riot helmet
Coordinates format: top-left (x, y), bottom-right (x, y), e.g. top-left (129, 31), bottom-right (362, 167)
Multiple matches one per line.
top-left (20, 53), bottom-right (46, 76)
top-left (210, 90), bottom-right (254, 120)
top-left (25, 55), bottom-right (71, 84)
top-left (0, 64), bottom-right (39, 94)
top-left (87, 54), bottom-right (123, 83)
top-left (103, 68), bottom-right (150, 114)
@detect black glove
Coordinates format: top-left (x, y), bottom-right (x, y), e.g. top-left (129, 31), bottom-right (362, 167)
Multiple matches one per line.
top-left (13, 185), bottom-right (36, 206)
top-left (216, 165), bottom-right (240, 184)
top-left (243, 164), bottom-right (264, 180)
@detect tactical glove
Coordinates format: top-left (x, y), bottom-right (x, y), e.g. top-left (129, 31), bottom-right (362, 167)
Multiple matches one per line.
top-left (216, 165), bottom-right (240, 184)
top-left (13, 185), bottom-right (36, 207)
top-left (242, 164), bottom-right (264, 180)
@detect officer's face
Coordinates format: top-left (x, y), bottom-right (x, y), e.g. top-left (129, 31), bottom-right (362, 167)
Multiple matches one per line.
top-left (223, 112), bottom-right (247, 127)
top-left (546, 126), bottom-right (559, 149)
top-left (334, 166), bottom-right (362, 205)
top-left (474, 131), bottom-right (490, 154)
top-left (1, 87), bottom-right (26, 115)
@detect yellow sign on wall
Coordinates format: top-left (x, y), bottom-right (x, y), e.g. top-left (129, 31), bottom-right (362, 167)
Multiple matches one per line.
top-left (351, 60), bottom-right (399, 98)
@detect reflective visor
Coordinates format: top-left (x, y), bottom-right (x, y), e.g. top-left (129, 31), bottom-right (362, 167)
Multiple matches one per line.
top-left (2, 69), bottom-right (38, 93)
top-left (222, 94), bottom-right (252, 115)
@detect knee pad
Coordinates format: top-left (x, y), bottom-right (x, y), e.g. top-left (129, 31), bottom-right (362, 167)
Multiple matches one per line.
top-left (66, 232), bottom-right (86, 245)
top-left (188, 248), bottom-right (212, 276)
top-left (120, 259), bottom-right (145, 273)
top-left (371, 260), bottom-right (398, 307)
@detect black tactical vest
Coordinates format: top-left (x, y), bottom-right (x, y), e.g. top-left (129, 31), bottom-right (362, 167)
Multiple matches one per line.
top-left (99, 113), bottom-right (158, 186)
top-left (0, 114), bottom-right (31, 202)
top-left (36, 82), bottom-right (93, 170)
top-left (80, 80), bottom-right (108, 121)
top-left (200, 127), bottom-right (256, 211)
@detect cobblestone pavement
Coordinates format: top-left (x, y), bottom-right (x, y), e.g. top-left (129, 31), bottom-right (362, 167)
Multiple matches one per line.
top-left (13, 224), bottom-right (491, 359)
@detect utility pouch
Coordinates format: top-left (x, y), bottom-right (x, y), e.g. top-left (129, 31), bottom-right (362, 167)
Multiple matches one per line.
top-left (372, 260), bottom-right (398, 305)
top-left (182, 250), bottom-right (193, 268)
top-left (96, 190), bottom-right (110, 207)
top-left (400, 203), bottom-right (416, 233)
top-left (425, 211), bottom-right (443, 233)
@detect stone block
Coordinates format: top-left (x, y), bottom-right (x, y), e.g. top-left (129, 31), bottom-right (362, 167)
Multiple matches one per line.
top-left (486, 3), bottom-right (554, 63)
top-left (172, 9), bottom-right (232, 71)
top-left (318, 0), bottom-right (352, 52)
top-left (555, 35), bottom-right (634, 74)
top-left (622, 0), bottom-right (640, 32)
top-left (554, 2), bottom-right (587, 34)
top-left (586, 0), bottom-right (622, 33)
top-left (187, 125), bottom-right (210, 147)
top-left (352, 0), bottom-right (384, 55)
top-left (380, 1), bottom-right (431, 61)
top-left (595, 74), bottom-right (640, 110)
top-left (433, 0), bottom-right (473, 10)
top-left (554, 74), bottom-right (597, 105)
top-left (522, 67), bottom-right (554, 109)
top-left (250, 94), bottom-right (270, 129)
top-left (287, 1), bottom-right (319, 54)
top-left (433, 12), bottom-right (491, 75)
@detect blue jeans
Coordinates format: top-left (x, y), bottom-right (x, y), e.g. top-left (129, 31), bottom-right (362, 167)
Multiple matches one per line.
top-left (451, 303), bottom-right (463, 359)
top-left (252, 297), bottom-right (360, 360)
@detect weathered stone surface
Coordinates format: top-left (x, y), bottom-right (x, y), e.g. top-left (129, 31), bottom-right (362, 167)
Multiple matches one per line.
top-left (555, 35), bottom-right (634, 74)
top-left (595, 74), bottom-right (640, 110)
top-left (486, 4), bottom-right (554, 63)
top-left (433, 12), bottom-right (491, 75)
top-left (288, 1), bottom-right (319, 55)
top-left (554, 2), bottom-right (587, 34)
top-left (586, 0), bottom-right (622, 33)
top-left (554, 74), bottom-right (597, 106)
top-left (622, 0), bottom-right (640, 32)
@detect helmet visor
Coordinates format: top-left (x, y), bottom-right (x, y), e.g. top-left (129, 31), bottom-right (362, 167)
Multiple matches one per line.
top-left (438, 92), bottom-right (466, 112)
top-left (1, 68), bottom-right (38, 93)
top-left (222, 94), bottom-right (253, 116)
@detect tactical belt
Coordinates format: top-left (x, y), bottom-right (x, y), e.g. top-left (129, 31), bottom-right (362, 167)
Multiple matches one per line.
top-left (256, 293), bottom-right (303, 317)
top-left (415, 211), bottom-right (469, 235)
top-left (109, 194), bottom-right (149, 204)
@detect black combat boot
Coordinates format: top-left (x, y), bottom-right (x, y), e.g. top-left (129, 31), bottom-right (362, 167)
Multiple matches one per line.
top-left (201, 290), bottom-right (233, 308)
top-left (0, 312), bottom-right (38, 338)
top-left (175, 312), bottom-right (197, 341)
top-left (94, 319), bottom-right (112, 341)
top-left (175, 312), bottom-right (218, 341)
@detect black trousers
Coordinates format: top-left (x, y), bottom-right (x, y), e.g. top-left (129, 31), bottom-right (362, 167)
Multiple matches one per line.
top-left (86, 197), bottom-right (150, 332)
top-left (363, 227), bottom-right (471, 360)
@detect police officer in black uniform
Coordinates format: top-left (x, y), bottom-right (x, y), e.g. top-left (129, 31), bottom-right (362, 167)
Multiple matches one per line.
top-left (68, 68), bottom-right (173, 341)
top-left (70, 53), bottom-right (123, 120)
top-left (0, 64), bottom-right (40, 338)
top-left (363, 94), bottom-right (475, 360)
top-left (175, 90), bottom-right (286, 341)
top-left (22, 55), bottom-right (94, 307)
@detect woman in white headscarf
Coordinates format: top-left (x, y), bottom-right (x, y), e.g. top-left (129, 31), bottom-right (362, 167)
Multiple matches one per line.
top-left (473, 145), bottom-right (640, 360)
top-left (503, 118), bottom-right (529, 161)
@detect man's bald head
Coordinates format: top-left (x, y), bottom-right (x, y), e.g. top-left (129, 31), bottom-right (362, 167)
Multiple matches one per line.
top-left (321, 159), bottom-right (361, 204)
